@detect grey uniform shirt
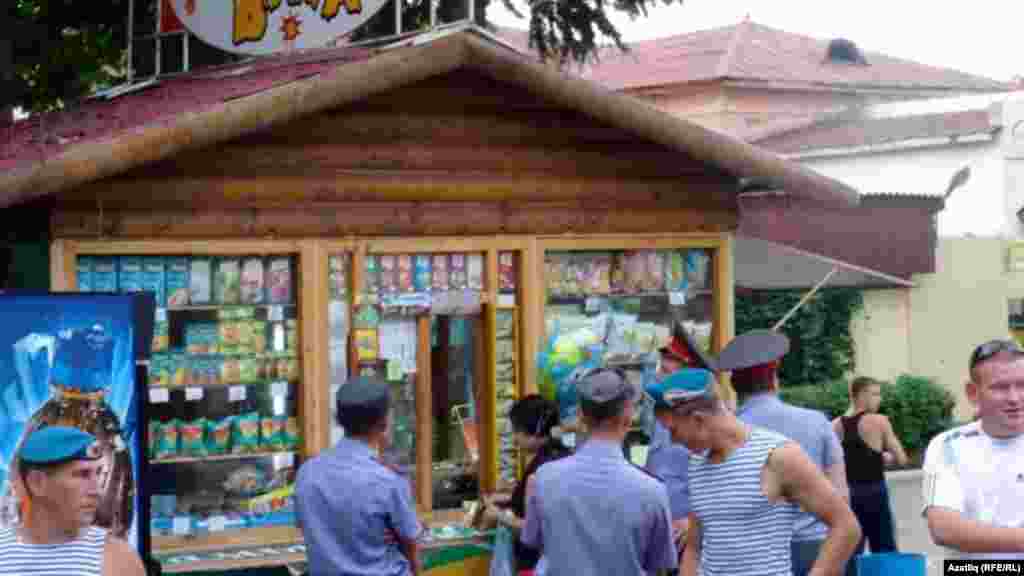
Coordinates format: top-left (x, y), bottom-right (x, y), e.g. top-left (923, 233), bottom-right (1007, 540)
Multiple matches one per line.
top-left (737, 393), bottom-right (843, 542)
top-left (522, 438), bottom-right (677, 576)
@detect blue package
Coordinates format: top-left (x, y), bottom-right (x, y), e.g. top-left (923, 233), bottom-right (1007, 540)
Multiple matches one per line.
top-left (92, 256), bottom-right (118, 293)
top-left (118, 256), bottom-right (144, 293)
top-left (76, 256), bottom-right (93, 292)
top-left (143, 257), bottom-right (167, 307)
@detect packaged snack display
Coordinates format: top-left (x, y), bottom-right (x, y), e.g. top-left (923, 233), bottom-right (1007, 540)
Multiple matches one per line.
top-left (665, 251), bottom-right (686, 292)
top-left (166, 257), bottom-right (190, 307)
top-left (207, 417), bottom-right (232, 455)
top-left (267, 258), bottom-right (293, 304)
top-left (431, 254), bottom-right (448, 291)
top-left (380, 255), bottom-right (397, 293)
top-left (232, 413), bottom-right (261, 454)
top-left (498, 252), bottom-right (516, 292)
top-left (215, 259), bottom-right (242, 305)
top-left (449, 254), bottom-right (467, 290)
top-left (119, 256), bottom-right (144, 293)
top-left (363, 255), bottom-right (380, 295)
top-left (414, 255), bottom-right (432, 292)
top-left (156, 419), bottom-right (180, 460)
top-left (241, 258), bottom-right (266, 304)
top-left (467, 254), bottom-right (484, 291)
top-left (76, 256), bottom-right (93, 292)
top-left (144, 257), bottom-right (167, 307)
top-left (180, 419), bottom-right (208, 457)
top-left (398, 255), bottom-right (414, 293)
top-left (328, 255), bottom-right (348, 300)
top-left (189, 258), bottom-right (213, 304)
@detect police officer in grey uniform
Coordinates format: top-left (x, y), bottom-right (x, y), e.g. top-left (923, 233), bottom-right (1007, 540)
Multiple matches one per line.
top-left (521, 368), bottom-right (677, 576)
top-left (718, 330), bottom-right (850, 576)
top-left (295, 376), bottom-right (422, 576)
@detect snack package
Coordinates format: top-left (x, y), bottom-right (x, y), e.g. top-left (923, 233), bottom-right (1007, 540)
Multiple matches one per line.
top-left (364, 255), bottom-right (380, 295)
top-left (148, 420), bottom-right (162, 459)
top-left (283, 417), bottom-right (300, 450)
top-left (239, 357), bottom-right (259, 383)
top-left (219, 321), bottom-right (239, 355)
top-left (252, 321), bottom-right (267, 354)
top-left (206, 417), bottom-right (232, 455)
top-left (118, 256), bottom-right (144, 293)
top-left (268, 257), bottom-right (293, 304)
top-left (646, 251), bottom-right (665, 292)
top-left (76, 256), bottom-right (93, 292)
top-left (180, 419), bottom-right (208, 457)
top-left (232, 412), bottom-right (261, 454)
top-left (215, 258), bottom-right (242, 304)
top-left (260, 416), bottom-right (284, 450)
top-left (152, 322), bottom-right (169, 353)
top-left (448, 254), bottom-right (467, 290)
top-left (414, 255), bottom-right (432, 292)
top-left (223, 465), bottom-right (268, 497)
top-left (545, 257), bottom-right (563, 297)
top-left (149, 355), bottom-right (166, 387)
top-left (241, 257), bottom-right (266, 304)
top-left (189, 258), bottom-right (213, 304)
top-left (143, 257), bottom-right (167, 307)
top-left (285, 319), bottom-right (298, 352)
top-left (609, 252), bottom-right (627, 293)
top-left (91, 257), bottom-right (118, 293)
top-left (563, 255), bottom-right (581, 296)
top-left (328, 255), bottom-right (348, 300)
top-left (166, 257), bottom-right (190, 307)
top-left (498, 252), bottom-right (516, 292)
top-left (379, 255), bottom-right (397, 294)
top-left (625, 251), bottom-right (647, 294)
top-left (663, 251), bottom-right (683, 292)
top-left (589, 253), bottom-right (612, 295)
top-left (686, 250), bottom-right (711, 290)
top-left (431, 254), bottom-right (448, 291)
top-left (207, 357), bottom-right (223, 386)
top-left (221, 358), bottom-right (241, 385)
top-left (467, 254), bottom-right (484, 291)
top-left (398, 255), bottom-right (414, 293)
top-left (155, 419), bottom-right (180, 460)
top-left (171, 354), bottom-right (188, 387)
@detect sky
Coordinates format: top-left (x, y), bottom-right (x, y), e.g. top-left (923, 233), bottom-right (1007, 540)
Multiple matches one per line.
top-left (487, 0), bottom-right (1022, 82)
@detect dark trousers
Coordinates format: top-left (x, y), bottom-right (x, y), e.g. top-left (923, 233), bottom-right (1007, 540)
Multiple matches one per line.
top-left (844, 480), bottom-right (898, 576)
top-left (791, 539), bottom-right (822, 576)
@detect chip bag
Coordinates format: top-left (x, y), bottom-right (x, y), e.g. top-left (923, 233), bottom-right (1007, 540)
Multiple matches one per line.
top-left (232, 412), bottom-right (261, 454)
top-left (155, 419), bottom-right (180, 460)
top-left (206, 417), bottom-right (232, 455)
top-left (180, 419), bottom-right (208, 457)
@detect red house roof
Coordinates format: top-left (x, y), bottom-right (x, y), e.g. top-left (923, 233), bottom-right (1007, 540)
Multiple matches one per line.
top-left (581, 20), bottom-right (1011, 93)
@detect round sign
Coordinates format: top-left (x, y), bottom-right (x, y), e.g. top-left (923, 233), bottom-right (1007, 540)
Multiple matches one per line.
top-left (170, 0), bottom-right (391, 56)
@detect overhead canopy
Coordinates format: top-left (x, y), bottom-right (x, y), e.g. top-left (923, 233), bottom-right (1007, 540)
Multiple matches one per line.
top-left (734, 236), bottom-right (915, 290)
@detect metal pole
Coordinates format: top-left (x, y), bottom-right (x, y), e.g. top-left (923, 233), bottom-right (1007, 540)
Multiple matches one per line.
top-left (429, 0), bottom-right (436, 29)
top-left (467, 0), bottom-right (474, 25)
top-left (771, 266), bottom-right (839, 331)
top-left (182, 32), bottom-right (189, 72)
top-left (127, 0), bottom-right (135, 82)
top-left (155, 0), bottom-right (162, 77)
top-left (395, 0), bottom-right (402, 35)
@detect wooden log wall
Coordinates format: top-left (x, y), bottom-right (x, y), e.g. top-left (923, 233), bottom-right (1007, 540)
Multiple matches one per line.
top-left (52, 69), bottom-right (739, 239)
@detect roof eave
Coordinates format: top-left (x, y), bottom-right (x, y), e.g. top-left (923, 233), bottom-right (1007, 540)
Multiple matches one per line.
top-left (780, 131), bottom-right (998, 160)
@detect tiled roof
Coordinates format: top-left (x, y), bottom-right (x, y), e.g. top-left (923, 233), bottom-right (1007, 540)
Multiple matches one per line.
top-left (754, 108), bottom-right (998, 155)
top-left (582, 20), bottom-right (1011, 93)
top-left (0, 44), bottom-right (376, 173)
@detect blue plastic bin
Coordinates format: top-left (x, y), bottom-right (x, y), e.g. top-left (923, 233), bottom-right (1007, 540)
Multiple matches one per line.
top-left (855, 553), bottom-right (926, 576)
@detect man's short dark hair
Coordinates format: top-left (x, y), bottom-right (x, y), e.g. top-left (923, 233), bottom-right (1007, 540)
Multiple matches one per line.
top-left (580, 395), bottom-right (628, 426)
top-left (509, 394), bottom-right (560, 438)
top-left (336, 395), bottom-right (390, 437)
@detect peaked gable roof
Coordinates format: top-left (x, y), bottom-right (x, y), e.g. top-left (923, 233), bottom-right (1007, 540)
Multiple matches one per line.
top-left (583, 20), bottom-right (1010, 93)
top-left (0, 26), bottom-right (857, 209)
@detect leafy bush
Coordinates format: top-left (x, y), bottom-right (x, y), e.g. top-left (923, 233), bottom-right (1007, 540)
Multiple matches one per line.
top-left (779, 374), bottom-right (957, 456)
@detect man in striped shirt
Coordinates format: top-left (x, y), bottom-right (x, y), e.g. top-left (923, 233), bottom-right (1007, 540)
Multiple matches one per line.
top-left (646, 369), bottom-right (860, 576)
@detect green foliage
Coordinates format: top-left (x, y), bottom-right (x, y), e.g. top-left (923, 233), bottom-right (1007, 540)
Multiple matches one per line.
top-left (780, 374), bottom-right (957, 456)
top-left (736, 288), bottom-right (863, 386)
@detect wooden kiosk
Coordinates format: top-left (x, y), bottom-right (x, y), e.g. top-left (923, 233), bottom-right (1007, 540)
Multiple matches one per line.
top-left (3, 26), bottom-right (858, 575)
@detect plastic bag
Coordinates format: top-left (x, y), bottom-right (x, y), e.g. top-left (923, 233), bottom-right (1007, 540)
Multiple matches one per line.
top-left (489, 525), bottom-right (516, 576)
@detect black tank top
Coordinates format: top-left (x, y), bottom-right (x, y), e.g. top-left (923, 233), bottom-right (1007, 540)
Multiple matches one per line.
top-left (841, 413), bottom-right (885, 484)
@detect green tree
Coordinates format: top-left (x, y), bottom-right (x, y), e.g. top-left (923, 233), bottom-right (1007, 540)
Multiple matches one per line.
top-left (2, 0), bottom-right (675, 116)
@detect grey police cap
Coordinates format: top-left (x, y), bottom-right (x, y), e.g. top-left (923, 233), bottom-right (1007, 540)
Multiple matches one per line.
top-left (715, 329), bottom-right (790, 372)
top-left (577, 369), bottom-right (641, 405)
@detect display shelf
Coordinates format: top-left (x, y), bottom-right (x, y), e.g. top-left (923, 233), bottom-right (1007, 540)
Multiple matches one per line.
top-left (158, 551), bottom-right (307, 574)
top-left (153, 525), bottom-right (303, 554)
top-left (152, 450), bottom-right (296, 465)
top-left (547, 290), bottom-right (712, 306)
top-left (148, 378), bottom-right (297, 391)
top-left (167, 303), bottom-right (298, 312)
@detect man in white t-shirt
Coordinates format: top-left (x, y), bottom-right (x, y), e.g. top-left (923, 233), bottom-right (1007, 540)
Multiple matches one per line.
top-left (921, 339), bottom-right (1024, 558)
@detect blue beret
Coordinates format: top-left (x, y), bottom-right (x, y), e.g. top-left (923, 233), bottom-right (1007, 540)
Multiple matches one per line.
top-left (19, 427), bottom-right (101, 465)
top-left (715, 330), bottom-right (790, 372)
top-left (336, 376), bottom-right (390, 409)
top-left (577, 369), bottom-right (641, 405)
top-left (644, 368), bottom-right (717, 409)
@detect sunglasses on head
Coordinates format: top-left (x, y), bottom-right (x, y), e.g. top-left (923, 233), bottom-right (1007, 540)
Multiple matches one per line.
top-left (970, 339), bottom-right (1024, 371)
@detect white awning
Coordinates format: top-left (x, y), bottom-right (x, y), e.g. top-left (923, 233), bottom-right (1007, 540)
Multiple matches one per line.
top-left (734, 236), bottom-right (915, 290)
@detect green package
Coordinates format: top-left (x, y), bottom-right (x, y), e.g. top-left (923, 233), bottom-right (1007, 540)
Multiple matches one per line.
top-left (155, 419), bottom-right (179, 460)
top-left (232, 412), bottom-right (261, 454)
top-left (148, 420), bottom-right (162, 459)
top-left (180, 418), bottom-right (208, 457)
top-left (260, 416), bottom-right (284, 450)
top-left (206, 417), bottom-right (232, 455)
top-left (283, 417), bottom-right (300, 450)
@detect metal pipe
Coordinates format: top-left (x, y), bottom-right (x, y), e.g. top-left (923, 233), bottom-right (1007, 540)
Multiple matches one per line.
top-left (772, 266), bottom-right (839, 331)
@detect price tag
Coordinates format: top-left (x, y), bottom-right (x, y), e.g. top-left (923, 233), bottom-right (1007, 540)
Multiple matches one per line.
top-left (149, 388), bottom-right (170, 404)
top-left (208, 515), bottom-right (226, 533)
top-left (172, 516), bottom-right (191, 536)
top-left (270, 381), bottom-right (289, 397)
top-left (229, 386), bottom-right (247, 402)
top-left (273, 452), bottom-right (295, 470)
top-left (669, 291), bottom-right (687, 306)
top-left (185, 387), bottom-right (204, 401)
top-left (156, 308), bottom-right (168, 323)
top-left (268, 305), bottom-right (284, 322)
top-left (273, 395), bottom-right (287, 416)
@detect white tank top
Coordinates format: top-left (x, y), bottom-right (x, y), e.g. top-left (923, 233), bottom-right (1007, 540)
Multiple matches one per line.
top-left (0, 526), bottom-right (106, 575)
